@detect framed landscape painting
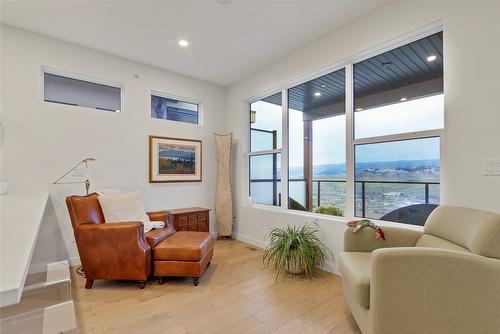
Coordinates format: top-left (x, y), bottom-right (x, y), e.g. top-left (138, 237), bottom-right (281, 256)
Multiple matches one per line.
top-left (149, 135), bottom-right (202, 183)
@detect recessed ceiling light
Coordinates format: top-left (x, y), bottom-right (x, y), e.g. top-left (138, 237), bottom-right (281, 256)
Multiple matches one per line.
top-left (356, 108), bottom-right (363, 111)
top-left (314, 92), bottom-right (321, 97)
top-left (427, 55), bottom-right (437, 62)
top-left (178, 39), bottom-right (189, 47)
top-left (400, 97), bottom-right (408, 102)
top-left (320, 84), bottom-right (326, 88)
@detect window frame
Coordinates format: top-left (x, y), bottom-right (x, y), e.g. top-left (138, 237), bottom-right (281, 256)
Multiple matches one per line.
top-left (248, 92), bottom-right (284, 206)
top-left (245, 22), bottom-right (444, 222)
top-left (150, 90), bottom-right (202, 126)
top-left (41, 66), bottom-right (124, 113)
top-left (286, 67), bottom-right (347, 215)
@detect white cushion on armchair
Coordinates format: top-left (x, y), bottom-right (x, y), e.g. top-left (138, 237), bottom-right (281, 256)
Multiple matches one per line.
top-left (97, 191), bottom-right (164, 233)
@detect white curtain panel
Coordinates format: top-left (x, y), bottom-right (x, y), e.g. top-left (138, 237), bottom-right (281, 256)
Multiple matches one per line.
top-left (215, 133), bottom-right (233, 236)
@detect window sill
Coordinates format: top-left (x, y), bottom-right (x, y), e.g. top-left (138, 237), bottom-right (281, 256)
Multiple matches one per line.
top-left (150, 117), bottom-right (202, 127)
top-left (245, 203), bottom-right (425, 231)
top-left (246, 203), bottom-right (347, 225)
top-left (364, 218), bottom-right (424, 232)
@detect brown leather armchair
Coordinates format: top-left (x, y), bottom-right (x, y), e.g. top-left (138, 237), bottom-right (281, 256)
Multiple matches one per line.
top-left (66, 193), bottom-right (174, 289)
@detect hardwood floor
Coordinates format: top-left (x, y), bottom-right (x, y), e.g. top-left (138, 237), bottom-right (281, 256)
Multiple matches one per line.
top-left (71, 239), bottom-right (361, 334)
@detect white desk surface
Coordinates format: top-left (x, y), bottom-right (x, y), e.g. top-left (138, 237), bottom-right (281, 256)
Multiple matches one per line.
top-left (0, 192), bottom-right (49, 307)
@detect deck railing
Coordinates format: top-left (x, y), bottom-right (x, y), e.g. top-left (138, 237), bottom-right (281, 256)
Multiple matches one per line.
top-left (250, 178), bottom-right (439, 217)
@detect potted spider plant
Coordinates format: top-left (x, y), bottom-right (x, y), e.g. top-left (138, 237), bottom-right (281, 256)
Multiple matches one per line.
top-left (263, 222), bottom-right (331, 279)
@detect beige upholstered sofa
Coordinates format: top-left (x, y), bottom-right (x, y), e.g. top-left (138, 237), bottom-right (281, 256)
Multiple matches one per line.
top-left (339, 205), bottom-right (500, 334)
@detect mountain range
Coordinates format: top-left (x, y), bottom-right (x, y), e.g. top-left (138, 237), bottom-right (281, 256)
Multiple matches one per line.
top-left (159, 149), bottom-right (195, 160)
top-left (288, 159), bottom-right (440, 182)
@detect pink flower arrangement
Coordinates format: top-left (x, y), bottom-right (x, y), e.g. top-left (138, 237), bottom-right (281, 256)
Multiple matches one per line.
top-left (347, 219), bottom-right (385, 240)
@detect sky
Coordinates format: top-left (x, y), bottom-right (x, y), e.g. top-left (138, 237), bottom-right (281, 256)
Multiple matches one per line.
top-left (355, 137), bottom-right (440, 163)
top-left (251, 94), bottom-right (443, 167)
top-left (355, 94), bottom-right (444, 139)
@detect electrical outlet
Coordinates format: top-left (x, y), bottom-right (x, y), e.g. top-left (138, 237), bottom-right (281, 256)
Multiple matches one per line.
top-left (483, 158), bottom-right (500, 176)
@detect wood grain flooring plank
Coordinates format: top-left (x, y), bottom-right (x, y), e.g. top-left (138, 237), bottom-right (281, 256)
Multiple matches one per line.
top-left (71, 239), bottom-right (360, 334)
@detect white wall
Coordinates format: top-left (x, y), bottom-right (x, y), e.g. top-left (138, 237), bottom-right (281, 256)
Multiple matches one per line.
top-left (2, 2), bottom-right (500, 273)
top-left (0, 25), bottom-right (227, 264)
top-left (227, 1), bottom-right (500, 273)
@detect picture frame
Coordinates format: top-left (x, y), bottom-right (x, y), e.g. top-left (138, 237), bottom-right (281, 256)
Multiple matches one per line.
top-left (149, 135), bottom-right (202, 183)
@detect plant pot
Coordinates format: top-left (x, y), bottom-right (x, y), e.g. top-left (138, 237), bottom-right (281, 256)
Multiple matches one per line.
top-left (264, 223), bottom-right (331, 280)
top-left (286, 260), bottom-right (304, 275)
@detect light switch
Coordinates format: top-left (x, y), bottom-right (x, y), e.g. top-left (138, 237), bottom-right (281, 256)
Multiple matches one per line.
top-left (484, 158), bottom-right (500, 176)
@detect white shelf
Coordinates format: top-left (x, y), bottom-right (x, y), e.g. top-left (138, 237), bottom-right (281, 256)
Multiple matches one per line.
top-left (0, 192), bottom-right (49, 307)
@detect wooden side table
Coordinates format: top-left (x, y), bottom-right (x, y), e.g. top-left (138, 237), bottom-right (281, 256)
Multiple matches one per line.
top-left (168, 207), bottom-right (211, 232)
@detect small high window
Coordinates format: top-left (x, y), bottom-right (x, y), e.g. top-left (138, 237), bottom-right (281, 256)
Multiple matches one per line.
top-left (43, 72), bottom-right (121, 112)
top-left (151, 94), bottom-right (199, 124)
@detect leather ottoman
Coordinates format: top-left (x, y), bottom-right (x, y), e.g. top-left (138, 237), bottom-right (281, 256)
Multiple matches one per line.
top-left (153, 231), bottom-right (213, 286)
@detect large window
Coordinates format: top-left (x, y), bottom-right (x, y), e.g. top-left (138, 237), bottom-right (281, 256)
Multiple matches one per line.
top-left (353, 31), bottom-right (443, 225)
top-left (288, 69), bottom-right (346, 216)
top-left (43, 72), bottom-right (121, 112)
top-left (249, 92), bottom-right (282, 206)
top-left (151, 94), bottom-right (199, 124)
top-left (248, 30), bottom-right (443, 225)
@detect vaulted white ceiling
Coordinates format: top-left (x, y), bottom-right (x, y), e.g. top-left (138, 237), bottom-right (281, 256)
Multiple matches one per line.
top-left (1, 1), bottom-right (385, 86)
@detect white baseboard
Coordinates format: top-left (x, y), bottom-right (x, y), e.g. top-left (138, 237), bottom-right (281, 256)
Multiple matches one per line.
top-left (29, 258), bottom-right (82, 274)
top-left (321, 262), bottom-right (341, 276)
top-left (233, 233), bottom-right (341, 276)
top-left (68, 256), bottom-right (81, 267)
top-left (233, 233), bottom-right (267, 249)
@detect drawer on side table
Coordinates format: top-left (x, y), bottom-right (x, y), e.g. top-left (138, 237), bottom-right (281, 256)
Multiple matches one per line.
top-left (168, 207), bottom-right (210, 232)
top-left (175, 215), bottom-right (188, 231)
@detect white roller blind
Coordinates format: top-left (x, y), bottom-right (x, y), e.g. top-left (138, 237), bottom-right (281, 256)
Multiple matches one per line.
top-left (44, 73), bottom-right (121, 112)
